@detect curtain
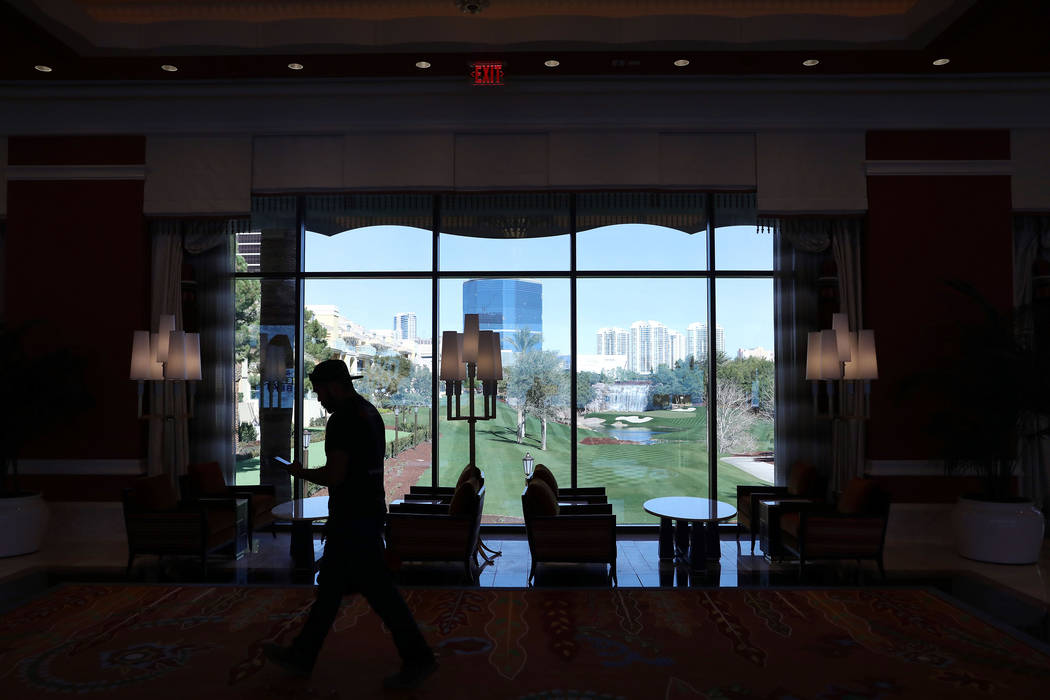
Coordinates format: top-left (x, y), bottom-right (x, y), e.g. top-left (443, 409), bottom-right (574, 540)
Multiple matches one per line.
top-left (148, 222), bottom-right (187, 480)
top-left (1013, 214), bottom-right (1050, 510)
top-left (149, 219), bottom-right (242, 487)
top-left (831, 219), bottom-right (867, 493)
top-left (773, 219), bottom-right (829, 486)
top-left (185, 220), bottom-right (245, 484)
top-left (775, 216), bottom-right (866, 492)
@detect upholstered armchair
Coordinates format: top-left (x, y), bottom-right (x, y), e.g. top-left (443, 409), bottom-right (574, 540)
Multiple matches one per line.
top-left (521, 480), bottom-right (617, 586)
top-left (179, 461), bottom-right (277, 542)
top-left (122, 474), bottom-right (246, 575)
top-left (406, 464), bottom-right (483, 501)
top-left (736, 461), bottom-right (825, 553)
top-left (529, 463), bottom-right (607, 503)
top-left (773, 477), bottom-right (891, 576)
top-left (385, 480), bottom-right (486, 583)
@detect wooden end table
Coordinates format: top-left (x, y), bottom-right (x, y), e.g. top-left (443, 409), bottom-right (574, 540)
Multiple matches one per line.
top-left (271, 496), bottom-right (329, 570)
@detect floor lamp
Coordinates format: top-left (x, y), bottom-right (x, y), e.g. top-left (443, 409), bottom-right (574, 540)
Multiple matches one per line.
top-left (439, 313), bottom-right (503, 563)
top-left (130, 315), bottom-right (203, 473)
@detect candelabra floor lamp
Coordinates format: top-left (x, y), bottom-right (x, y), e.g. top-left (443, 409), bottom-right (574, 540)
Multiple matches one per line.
top-left (130, 314), bottom-right (203, 476)
top-left (440, 314), bottom-right (504, 564)
top-left (806, 313), bottom-right (878, 492)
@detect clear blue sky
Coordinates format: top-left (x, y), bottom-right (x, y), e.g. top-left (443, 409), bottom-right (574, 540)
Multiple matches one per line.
top-left (303, 224), bottom-right (773, 357)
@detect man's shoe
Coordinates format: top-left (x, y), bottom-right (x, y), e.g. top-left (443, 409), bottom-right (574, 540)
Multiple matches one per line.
top-left (262, 642), bottom-right (313, 676)
top-left (383, 658), bottom-right (438, 690)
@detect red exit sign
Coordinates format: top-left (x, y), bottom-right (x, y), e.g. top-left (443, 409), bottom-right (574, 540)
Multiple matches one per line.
top-left (471, 61), bottom-right (504, 86)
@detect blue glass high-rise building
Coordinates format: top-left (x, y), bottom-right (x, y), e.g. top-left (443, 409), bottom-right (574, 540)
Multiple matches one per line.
top-left (462, 279), bottom-right (542, 349)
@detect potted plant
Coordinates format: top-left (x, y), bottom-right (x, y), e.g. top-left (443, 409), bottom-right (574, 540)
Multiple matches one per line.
top-left (0, 322), bottom-right (92, 557)
top-left (918, 281), bottom-right (1049, 564)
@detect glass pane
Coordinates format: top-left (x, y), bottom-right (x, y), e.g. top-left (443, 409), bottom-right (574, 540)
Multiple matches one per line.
top-left (438, 277), bottom-right (570, 522)
top-left (233, 273), bottom-right (297, 502)
top-left (304, 194), bottom-right (432, 272)
top-left (713, 193), bottom-right (770, 270)
top-left (576, 278), bottom-right (709, 524)
top-left (576, 193), bottom-right (707, 270)
top-left (714, 278), bottom-right (775, 509)
top-left (249, 196), bottom-right (298, 274)
top-left (304, 279), bottom-right (434, 500)
top-left (439, 193), bottom-right (570, 271)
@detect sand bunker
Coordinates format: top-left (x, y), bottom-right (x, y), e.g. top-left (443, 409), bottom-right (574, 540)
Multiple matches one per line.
top-left (615, 415), bottom-right (653, 423)
top-left (671, 407), bottom-right (696, 412)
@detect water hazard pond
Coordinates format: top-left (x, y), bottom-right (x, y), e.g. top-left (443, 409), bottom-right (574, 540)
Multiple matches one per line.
top-left (580, 426), bottom-right (683, 445)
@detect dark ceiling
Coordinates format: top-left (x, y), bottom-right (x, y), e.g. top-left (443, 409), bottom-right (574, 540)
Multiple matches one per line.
top-left (0, 0), bottom-right (1046, 81)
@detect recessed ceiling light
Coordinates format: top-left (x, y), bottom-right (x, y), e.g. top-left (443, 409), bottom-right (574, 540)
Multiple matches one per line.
top-left (415, 60), bottom-right (431, 69)
top-left (161, 64), bottom-right (178, 72)
top-left (544, 59), bottom-right (560, 68)
top-left (673, 59), bottom-right (690, 67)
top-left (34, 65), bottom-right (53, 73)
top-left (932, 58), bottom-right (950, 66)
top-left (802, 59), bottom-right (820, 67)
top-left (288, 63), bottom-right (304, 71)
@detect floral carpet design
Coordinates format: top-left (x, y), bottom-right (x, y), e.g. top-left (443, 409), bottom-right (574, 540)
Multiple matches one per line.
top-left (1, 585), bottom-right (1048, 698)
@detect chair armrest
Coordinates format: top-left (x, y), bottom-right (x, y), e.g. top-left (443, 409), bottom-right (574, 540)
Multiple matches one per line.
top-left (388, 501), bottom-right (450, 514)
top-left (403, 493), bottom-right (452, 503)
top-left (763, 499), bottom-right (831, 515)
top-left (232, 484), bottom-right (276, 496)
top-left (195, 496), bottom-right (242, 510)
top-left (555, 493), bottom-right (608, 504)
top-left (557, 503), bottom-right (613, 515)
top-left (409, 486), bottom-right (456, 495)
top-left (558, 487), bottom-right (606, 496)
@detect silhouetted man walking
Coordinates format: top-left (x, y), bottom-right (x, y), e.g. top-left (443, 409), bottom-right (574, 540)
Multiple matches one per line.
top-left (263, 360), bottom-right (436, 689)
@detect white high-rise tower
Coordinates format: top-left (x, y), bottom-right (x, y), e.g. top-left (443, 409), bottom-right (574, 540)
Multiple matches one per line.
top-left (393, 312), bottom-right (417, 341)
top-left (629, 320), bottom-right (670, 373)
top-left (596, 327), bottom-right (629, 355)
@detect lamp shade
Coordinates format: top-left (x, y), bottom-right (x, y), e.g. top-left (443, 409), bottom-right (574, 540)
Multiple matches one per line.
top-left (805, 331), bottom-right (821, 380)
top-left (439, 330), bottom-right (464, 380)
top-left (832, 313), bottom-right (852, 362)
top-left (148, 333), bottom-right (165, 380)
top-left (263, 343), bottom-right (287, 383)
top-left (856, 329), bottom-right (879, 380)
top-left (130, 330), bottom-right (152, 380)
top-left (184, 332), bottom-right (203, 381)
top-left (462, 314), bottom-right (480, 363)
top-left (165, 330), bottom-right (188, 380)
top-left (819, 329), bottom-right (841, 380)
top-left (477, 330), bottom-right (497, 380)
top-left (492, 332), bottom-right (503, 379)
top-left (155, 314), bottom-right (175, 362)
top-left (843, 332), bottom-right (862, 380)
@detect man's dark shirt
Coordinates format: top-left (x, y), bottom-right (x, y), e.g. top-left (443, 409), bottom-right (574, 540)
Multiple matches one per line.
top-left (322, 391), bottom-right (387, 525)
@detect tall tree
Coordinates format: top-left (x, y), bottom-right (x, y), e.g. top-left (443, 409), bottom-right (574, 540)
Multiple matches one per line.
top-left (508, 345), bottom-right (567, 450)
top-left (302, 308), bottom-right (331, 393)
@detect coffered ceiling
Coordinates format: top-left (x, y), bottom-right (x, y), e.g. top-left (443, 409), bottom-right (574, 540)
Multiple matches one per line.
top-left (0, 0), bottom-right (1046, 80)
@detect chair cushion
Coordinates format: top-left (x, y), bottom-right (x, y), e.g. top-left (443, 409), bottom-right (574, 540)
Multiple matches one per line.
top-left (131, 474), bottom-right (179, 512)
top-left (448, 479), bottom-right (479, 517)
top-left (786, 462), bottom-right (819, 497)
top-left (837, 478), bottom-right (880, 514)
top-left (456, 464), bottom-right (482, 489)
top-left (188, 461), bottom-right (228, 496)
top-left (531, 464), bottom-right (559, 494)
top-left (523, 480), bottom-right (559, 518)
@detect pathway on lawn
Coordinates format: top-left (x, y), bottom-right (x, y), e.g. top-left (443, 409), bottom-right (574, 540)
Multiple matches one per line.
top-left (721, 455), bottom-right (774, 484)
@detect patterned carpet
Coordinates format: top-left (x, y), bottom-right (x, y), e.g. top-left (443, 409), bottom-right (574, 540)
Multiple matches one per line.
top-left (2, 584), bottom-right (1048, 699)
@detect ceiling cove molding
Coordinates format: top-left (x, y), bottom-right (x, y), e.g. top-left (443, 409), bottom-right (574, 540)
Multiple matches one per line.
top-left (864, 159), bottom-right (1016, 176)
top-left (1, 76), bottom-right (1049, 136)
top-left (6, 164), bottom-right (146, 180)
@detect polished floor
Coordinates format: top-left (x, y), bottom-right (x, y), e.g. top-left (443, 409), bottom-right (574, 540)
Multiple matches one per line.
top-left (2, 502), bottom-right (1048, 644)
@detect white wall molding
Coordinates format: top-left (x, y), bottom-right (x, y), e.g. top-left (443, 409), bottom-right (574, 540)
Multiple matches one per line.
top-left (864, 160), bottom-right (1015, 176)
top-left (6, 164), bottom-right (145, 181)
top-left (17, 459), bottom-right (146, 475)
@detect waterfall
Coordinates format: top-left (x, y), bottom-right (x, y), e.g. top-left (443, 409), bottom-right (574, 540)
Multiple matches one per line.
top-left (604, 382), bottom-right (651, 412)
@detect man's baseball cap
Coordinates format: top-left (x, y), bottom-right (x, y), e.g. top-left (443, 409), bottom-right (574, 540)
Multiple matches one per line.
top-left (308, 359), bottom-right (363, 385)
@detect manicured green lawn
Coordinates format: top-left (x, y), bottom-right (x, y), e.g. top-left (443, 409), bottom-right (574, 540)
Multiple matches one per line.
top-left (433, 401), bottom-right (771, 524)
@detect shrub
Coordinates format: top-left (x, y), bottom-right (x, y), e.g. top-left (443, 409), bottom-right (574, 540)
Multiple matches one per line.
top-left (238, 421), bottom-right (257, 443)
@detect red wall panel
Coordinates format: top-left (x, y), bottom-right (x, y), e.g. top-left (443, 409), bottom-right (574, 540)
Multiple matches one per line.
top-left (865, 174), bottom-right (1012, 459)
top-left (866, 130), bottom-right (1010, 161)
top-left (5, 179), bottom-right (148, 459)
